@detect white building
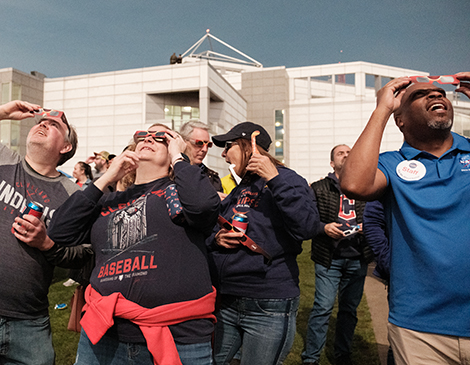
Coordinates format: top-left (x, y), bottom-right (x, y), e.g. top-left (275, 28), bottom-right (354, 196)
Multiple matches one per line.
top-left (1, 33), bottom-right (469, 182)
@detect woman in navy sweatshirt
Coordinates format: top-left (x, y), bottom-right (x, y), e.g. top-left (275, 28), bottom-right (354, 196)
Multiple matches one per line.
top-left (48, 125), bottom-right (220, 365)
top-left (208, 122), bottom-right (319, 365)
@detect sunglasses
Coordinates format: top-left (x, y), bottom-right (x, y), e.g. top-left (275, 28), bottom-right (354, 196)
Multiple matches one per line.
top-left (190, 139), bottom-right (213, 148)
top-left (409, 75), bottom-right (460, 85)
top-left (33, 108), bottom-right (70, 135)
top-left (133, 130), bottom-right (167, 144)
top-left (217, 215), bottom-right (272, 263)
top-left (224, 141), bottom-right (237, 152)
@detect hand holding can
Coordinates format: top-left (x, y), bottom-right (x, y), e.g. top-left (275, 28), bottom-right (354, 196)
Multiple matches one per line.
top-left (232, 213), bottom-right (248, 233)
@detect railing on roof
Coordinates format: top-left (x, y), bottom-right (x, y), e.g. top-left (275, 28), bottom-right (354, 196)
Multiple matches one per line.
top-left (181, 30), bottom-right (263, 68)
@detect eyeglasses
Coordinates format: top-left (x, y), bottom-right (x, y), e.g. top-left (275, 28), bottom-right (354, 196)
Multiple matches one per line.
top-left (224, 141), bottom-right (237, 152)
top-left (33, 108), bottom-right (70, 136)
top-left (189, 139), bottom-right (213, 148)
top-left (217, 216), bottom-right (272, 263)
top-left (133, 130), bottom-right (167, 144)
top-left (409, 75), bottom-right (460, 85)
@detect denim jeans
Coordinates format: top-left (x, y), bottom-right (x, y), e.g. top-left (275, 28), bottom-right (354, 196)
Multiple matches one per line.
top-left (74, 329), bottom-right (212, 365)
top-left (213, 295), bottom-right (300, 365)
top-left (302, 259), bottom-right (367, 363)
top-left (0, 315), bottom-right (54, 365)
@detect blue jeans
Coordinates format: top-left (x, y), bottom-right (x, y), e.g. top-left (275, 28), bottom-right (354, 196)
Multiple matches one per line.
top-left (302, 259), bottom-right (367, 363)
top-left (213, 295), bottom-right (300, 365)
top-left (0, 315), bottom-right (54, 365)
top-left (74, 329), bottom-right (212, 365)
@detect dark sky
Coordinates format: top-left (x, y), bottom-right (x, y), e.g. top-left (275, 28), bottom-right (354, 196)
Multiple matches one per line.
top-left (1, 0), bottom-right (469, 78)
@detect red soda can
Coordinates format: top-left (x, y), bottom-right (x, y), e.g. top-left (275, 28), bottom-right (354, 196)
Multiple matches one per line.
top-left (13, 201), bottom-right (44, 234)
top-left (20, 201), bottom-right (44, 219)
top-left (232, 213), bottom-right (248, 233)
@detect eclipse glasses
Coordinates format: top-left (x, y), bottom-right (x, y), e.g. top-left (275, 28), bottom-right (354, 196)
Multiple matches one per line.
top-left (217, 215), bottom-right (272, 263)
top-left (133, 130), bottom-right (167, 144)
top-left (409, 75), bottom-right (460, 85)
top-left (31, 108), bottom-right (70, 135)
top-left (189, 139), bottom-right (213, 148)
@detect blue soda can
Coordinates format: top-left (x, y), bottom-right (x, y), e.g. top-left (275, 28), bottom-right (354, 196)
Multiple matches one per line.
top-left (20, 201), bottom-right (44, 219)
top-left (232, 213), bottom-right (248, 233)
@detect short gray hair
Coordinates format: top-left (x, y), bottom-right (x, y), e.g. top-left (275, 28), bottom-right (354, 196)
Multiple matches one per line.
top-left (179, 120), bottom-right (209, 140)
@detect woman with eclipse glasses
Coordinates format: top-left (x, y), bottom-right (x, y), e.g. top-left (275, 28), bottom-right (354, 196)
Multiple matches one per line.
top-left (207, 121), bottom-right (319, 365)
top-left (48, 124), bottom-right (220, 365)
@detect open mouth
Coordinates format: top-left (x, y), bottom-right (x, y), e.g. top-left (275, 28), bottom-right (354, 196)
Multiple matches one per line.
top-left (430, 103), bottom-right (446, 112)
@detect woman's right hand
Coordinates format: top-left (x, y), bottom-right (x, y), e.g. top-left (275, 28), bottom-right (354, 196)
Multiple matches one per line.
top-left (215, 227), bottom-right (245, 249)
top-left (94, 151), bottom-right (140, 192)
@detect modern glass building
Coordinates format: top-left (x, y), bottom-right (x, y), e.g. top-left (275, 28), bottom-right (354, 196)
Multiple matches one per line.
top-left (1, 34), bottom-right (469, 182)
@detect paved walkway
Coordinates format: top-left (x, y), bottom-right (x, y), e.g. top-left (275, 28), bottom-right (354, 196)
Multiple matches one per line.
top-left (363, 264), bottom-right (390, 365)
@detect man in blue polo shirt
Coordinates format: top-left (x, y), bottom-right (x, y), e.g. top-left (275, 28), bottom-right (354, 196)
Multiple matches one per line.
top-left (341, 72), bottom-right (470, 365)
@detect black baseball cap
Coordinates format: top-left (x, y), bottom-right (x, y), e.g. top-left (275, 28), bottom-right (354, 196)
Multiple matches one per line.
top-left (212, 122), bottom-right (272, 151)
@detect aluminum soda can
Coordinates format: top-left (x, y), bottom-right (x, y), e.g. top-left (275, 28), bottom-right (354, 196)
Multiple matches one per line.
top-left (12, 201), bottom-right (44, 235)
top-left (232, 213), bottom-right (248, 233)
top-left (20, 201), bottom-right (44, 219)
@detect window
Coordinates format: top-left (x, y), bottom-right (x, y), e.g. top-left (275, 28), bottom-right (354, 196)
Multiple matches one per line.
top-left (274, 110), bottom-right (284, 162)
top-left (165, 105), bottom-right (200, 131)
top-left (12, 83), bottom-right (21, 100)
top-left (1, 82), bottom-right (21, 104)
top-left (1, 83), bottom-right (10, 104)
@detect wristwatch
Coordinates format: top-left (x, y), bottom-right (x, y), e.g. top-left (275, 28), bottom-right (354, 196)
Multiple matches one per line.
top-left (171, 153), bottom-right (190, 166)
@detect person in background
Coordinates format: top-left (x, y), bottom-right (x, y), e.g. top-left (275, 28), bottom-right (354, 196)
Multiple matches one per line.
top-left (47, 124), bottom-right (220, 365)
top-left (220, 164), bottom-right (239, 195)
top-left (0, 100), bottom-right (79, 365)
top-left (341, 72), bottom-right (470, 365)
top-left (73, 161), bottom-right (93, 190)
top-left (180, 120), bottom-right (223, 192)
top-left (207, 121), bottom-right (319, 365)
top-left (86, 150), bottom-right (109, 180)
top-left (302, 144), bottom-right (374, 365)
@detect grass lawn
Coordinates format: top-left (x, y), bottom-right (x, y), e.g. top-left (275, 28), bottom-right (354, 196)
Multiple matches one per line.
top-left (49, 242), bottom-right (380, 364)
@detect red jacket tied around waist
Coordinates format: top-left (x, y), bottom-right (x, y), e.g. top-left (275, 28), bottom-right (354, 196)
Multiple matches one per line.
top-left (81, 285), bottom-right (217, 365)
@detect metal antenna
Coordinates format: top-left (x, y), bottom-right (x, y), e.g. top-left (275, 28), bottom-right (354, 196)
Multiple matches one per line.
top-left (181, 29), bottom-right (262, 68)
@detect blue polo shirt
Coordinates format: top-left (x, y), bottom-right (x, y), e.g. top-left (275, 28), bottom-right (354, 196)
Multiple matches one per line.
top-left (378, 132), bottom-right (470, 337)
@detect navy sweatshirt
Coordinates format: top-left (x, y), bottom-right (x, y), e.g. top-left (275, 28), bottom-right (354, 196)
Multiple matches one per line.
top-left (363, 200), bottom-right (390, 282)
top-left (48, 161), bottom-right (220, 344)
top-left (207, 166), bottom-right (319, 299)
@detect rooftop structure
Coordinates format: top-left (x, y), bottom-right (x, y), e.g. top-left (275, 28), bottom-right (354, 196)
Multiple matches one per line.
top-left (1, 33), bottom-right (469, 182)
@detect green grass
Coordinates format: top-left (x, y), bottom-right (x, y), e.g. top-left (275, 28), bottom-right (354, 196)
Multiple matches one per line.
top-left (49, 242), bottom-right (380, 364)
top-left (48, 268), bottom-right (81, 365)
top-left (284, 241), bottom-right (380, 365)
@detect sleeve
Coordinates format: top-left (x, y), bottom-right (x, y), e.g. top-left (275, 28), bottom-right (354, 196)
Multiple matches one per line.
top-left (47, 183), bottom-right (104, 247)
top-left (0, 143), bottom-right (20, 165)
top-left (173, 161), bottom-right (220, 235)
top-left (363, 200), bottom-right (390, 281)
top-left (42, 243), bottom-right (94, 269)
top-left (377, 152), bottom-right (393, 186)
top-left (266, 168), bottom-right (320, 241)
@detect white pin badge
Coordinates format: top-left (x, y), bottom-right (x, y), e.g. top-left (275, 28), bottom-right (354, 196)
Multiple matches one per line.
top-left (396, 160), bottom-right (426, 181)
